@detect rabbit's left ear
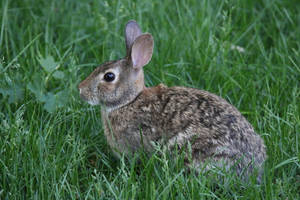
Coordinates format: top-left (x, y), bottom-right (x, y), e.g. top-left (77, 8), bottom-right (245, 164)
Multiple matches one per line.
top-left (125, 20), bottom-right (142, 55)
top-left (131, 33), bottom-right (154, 69)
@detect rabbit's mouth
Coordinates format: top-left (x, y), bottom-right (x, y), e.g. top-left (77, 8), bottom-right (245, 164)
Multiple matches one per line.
top-left (86, 99), bottom-right (100, 106)
top-left (82, 96), bottom-right (100, 106)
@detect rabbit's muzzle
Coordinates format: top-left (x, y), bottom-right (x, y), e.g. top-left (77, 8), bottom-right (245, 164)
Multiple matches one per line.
top-left (78, 82), bottom-right (100, 105)
top-left (78, 87), bottom-right (88, 101)
top-left (78, 83), bottom-right (89, 101)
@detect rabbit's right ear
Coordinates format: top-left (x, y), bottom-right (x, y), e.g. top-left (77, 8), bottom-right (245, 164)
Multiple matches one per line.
top-left (125, 20), bottom-right (142, 55)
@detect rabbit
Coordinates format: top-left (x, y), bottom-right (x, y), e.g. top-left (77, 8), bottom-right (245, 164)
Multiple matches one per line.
top-left (78, 20), bottom-right (266, 181)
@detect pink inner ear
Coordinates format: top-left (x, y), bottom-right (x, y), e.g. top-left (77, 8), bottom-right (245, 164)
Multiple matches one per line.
top-left (131, 34), bottom-right (154, 69)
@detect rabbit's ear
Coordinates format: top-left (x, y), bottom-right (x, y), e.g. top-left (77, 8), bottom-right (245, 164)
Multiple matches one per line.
top-left (125, 20), bottom-right (142, 54)
top-left (131, 33), bottom-right (154, 69)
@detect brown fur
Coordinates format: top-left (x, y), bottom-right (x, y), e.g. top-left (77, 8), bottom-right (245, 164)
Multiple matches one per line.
top-left (78, 20), bottom-right (266, 181)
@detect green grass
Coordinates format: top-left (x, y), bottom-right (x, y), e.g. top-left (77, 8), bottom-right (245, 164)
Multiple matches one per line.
top-left (0, 0), bottom-right (299, 199)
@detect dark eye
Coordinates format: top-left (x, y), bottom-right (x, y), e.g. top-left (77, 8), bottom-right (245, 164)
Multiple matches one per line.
top-left (104, 72), bottom-right (115, 82)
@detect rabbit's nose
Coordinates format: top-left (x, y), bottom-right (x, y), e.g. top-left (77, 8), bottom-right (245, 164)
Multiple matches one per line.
top-left (78, 83), bottom-right (86, 99)
top-left (78, 82), bottom-right (87, 94)
top-left (78, 80), bottom-right (86, 90)
top-left (78, 86), bottom-right (83, 96)
top-left (78, 88), bottom-right (89, 102)
top-left (78, 83), bottom-right (82, 90)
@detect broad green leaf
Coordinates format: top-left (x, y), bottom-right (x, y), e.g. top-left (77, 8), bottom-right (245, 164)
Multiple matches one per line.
top-left (43, 92), bottom-right (56, 113)
top-left (53, 70), bottom-right (65, 79)
top-left (27, 75), bottom-right (46, 102)
top-left (55, 90), bottom-right (69, 107)
top-left (42, 91), bottom-right (69, 113)
top-left (38, 55), bottom-right (58, 73)
top-left (27, 82), bottom-right (46, 102)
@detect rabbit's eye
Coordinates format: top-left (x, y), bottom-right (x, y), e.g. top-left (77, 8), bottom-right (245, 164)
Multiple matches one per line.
top-left (104, 72), bottom-right (115, 82)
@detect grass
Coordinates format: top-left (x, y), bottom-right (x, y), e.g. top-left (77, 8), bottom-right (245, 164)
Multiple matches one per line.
top-left (0, 0), bottom-right (299, 199)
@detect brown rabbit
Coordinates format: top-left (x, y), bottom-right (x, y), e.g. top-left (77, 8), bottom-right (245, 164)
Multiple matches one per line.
top-left (78, 20), bottom-right (266, 181)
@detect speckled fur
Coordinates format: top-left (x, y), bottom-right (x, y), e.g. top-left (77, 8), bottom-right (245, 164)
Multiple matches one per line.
top-left (79, 20), bottom-right (266, 181)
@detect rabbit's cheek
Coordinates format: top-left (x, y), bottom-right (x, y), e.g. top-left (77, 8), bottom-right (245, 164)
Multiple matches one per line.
top-left (98, 83), bottom-right (116, 96)
top-left (98, 83), bottom-right (121, 104)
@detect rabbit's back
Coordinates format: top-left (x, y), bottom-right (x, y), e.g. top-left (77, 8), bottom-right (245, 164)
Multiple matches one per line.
top-left (102, 84), bottom-right (266, 175)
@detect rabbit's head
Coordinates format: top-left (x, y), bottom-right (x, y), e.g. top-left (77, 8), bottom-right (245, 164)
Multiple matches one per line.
top-left (78, 21), bottom-right (154, 111)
